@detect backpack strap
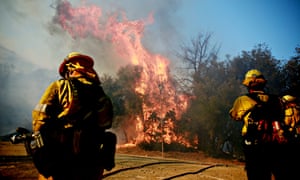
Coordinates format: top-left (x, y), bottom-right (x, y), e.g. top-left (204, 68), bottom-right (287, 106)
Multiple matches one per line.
top-left (246, 93), bottom-right (266, 106)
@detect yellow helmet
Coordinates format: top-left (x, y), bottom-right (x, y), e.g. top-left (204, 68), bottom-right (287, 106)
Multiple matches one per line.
top-left (59, 52), bottom-right (94, 77)
top-left (282, 95), bottom-right (296, 103)
top-left (242, 69), bottom-right (267, 87)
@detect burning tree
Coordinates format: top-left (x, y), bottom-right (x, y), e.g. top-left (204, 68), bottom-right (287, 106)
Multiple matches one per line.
top-left (52, 1), bottom-right (196, 150)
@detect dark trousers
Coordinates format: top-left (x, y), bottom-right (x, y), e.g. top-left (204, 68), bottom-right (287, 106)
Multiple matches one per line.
top-left (285, 142), bottom-right (300, 179)
top-left (243, 142), bottom-right (289, 180)
top-left (34, 129), bottom-right (117, 180)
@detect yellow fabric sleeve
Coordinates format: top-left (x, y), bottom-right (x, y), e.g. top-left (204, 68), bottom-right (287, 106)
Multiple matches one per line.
top-left (229, 95), bottom-right (257, 136)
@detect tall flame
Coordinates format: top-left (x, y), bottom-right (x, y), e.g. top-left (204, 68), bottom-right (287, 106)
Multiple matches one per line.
top-left (54, 1), bottom-right (195, 148)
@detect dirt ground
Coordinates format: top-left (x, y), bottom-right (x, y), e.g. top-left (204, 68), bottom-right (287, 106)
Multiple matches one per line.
top-left (0, 142), bottom-right (247, 180)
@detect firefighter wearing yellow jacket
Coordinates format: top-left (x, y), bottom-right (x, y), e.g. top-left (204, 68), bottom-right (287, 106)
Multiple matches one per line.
top-left (281, 94), bottom-right (300, 179)
top-left (229, 69), bottom-right (288, 180)
top-left (281, 95), bottom-right (300, 140)
top-left (32, 52), bottom-right (116, 180)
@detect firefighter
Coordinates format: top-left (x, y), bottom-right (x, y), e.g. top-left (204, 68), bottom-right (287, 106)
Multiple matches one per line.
top-left (229, 69), bottom-right (288, 180)
top-left (281, 94), bottom-right (300, 179)
top-left (282, 95), bottom-right (300, 140)
top-left (32, 52), bottom-right (116, 180)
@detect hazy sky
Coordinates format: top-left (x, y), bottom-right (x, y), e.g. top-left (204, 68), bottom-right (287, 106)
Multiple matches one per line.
top-left (0, 0), bottom-right (299, 75)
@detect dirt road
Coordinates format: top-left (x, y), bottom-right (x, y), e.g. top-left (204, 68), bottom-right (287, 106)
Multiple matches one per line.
top-left (104, 154), bottom-right (246, 180)
top-left (0, 142), bottom-right (247, 179)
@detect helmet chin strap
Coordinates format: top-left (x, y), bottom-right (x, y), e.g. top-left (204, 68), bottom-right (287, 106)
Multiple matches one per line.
top-left (68, 70), bottom-right (82, 78)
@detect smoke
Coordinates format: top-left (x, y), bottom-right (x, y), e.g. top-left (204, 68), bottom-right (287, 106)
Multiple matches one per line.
top-left (45, 0), bottom-right (183, 75)
top-left (0, 45), bottom-right (56, 135)
top-left (0, 0), bottom-right (183, 136)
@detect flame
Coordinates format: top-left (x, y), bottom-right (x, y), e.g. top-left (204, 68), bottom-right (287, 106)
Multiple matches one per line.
top-left (54, 1), bottom-right (195, 148)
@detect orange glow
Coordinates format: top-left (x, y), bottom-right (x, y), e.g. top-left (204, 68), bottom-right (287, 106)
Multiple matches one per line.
top-left (56, 1), bottom-right (195, 148)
